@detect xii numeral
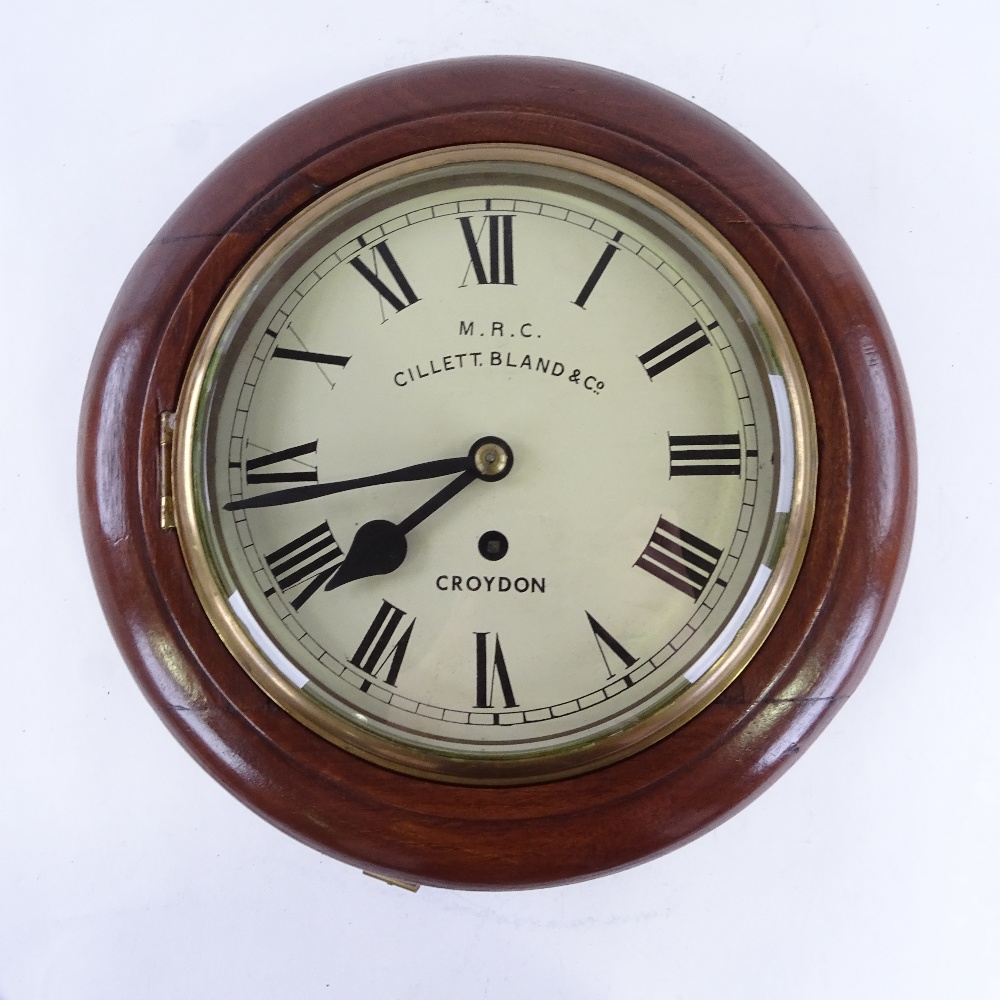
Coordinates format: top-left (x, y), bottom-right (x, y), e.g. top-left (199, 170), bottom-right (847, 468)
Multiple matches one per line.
top-left (475, 632), bottom-right (517, 709)
top-left (669, 434), bottom-right (741, 477)
top-left (350, 240), bottom-right (419, 316)
top-left (459, 215), bottom-right (515, 286)
top-left (349, 600), bottom-right (416, 693)
top-left (636, 517), bottom-right (722, 600)
top-left (639, 321), bottom-right (714, 378)
top-left (263, 522), bottom-right (344, 610)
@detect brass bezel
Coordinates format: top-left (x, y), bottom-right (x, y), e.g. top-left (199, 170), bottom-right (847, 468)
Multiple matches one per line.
top-left (173, 144), bottom-right (817, 785)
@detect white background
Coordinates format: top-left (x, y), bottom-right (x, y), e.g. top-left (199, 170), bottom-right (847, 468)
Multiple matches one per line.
top-left (1, 1), bottom-right (996, 997)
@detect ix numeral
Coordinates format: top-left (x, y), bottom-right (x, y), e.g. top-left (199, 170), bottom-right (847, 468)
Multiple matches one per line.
top-left (636, 517), bottom-right (723, 600)
top-left (475, 632), bottom-right (517, 709)
top-left (263, 522), bottom-right (344, 610)
top-left (350, 240), bottom-right (419, 316)
top-left (459, 215), bottom-right (515, 286)
top-left (349, 600), bottom-right (416, 693)
top-left (638, 320), bottom-right (713, 378)
top-left (668, 434), bottom-right (741, 477)
top-left (245, 441), bottom-right (318, 485)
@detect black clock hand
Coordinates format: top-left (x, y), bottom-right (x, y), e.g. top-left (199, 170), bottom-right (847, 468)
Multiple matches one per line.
top-left (224, 454), bottom-right (472, 510)
top-left (324, 470), bottom-right (477, 591)
top-left (326, 436), bottom-right (512, 591)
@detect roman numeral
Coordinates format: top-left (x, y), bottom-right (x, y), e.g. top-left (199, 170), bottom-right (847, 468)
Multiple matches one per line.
top-left (459, 215), bottom-right (515, 285)
top-left (350, 240), bottom-right (419, 315)
top-left (585, 612), bottom-right (637, 679)
top-left (573, 237), bottom-right (621, 308)
top-left (263, 521), bottom-right (344, 610)
top-left (669, 434), bottom-right (741, 477)
top-left (475, 632), bottom-right (517, 709)
top-left (272, 347), bottom-right (351, 368)
top-left (635, 517), bottom-right (722, 600)
top-left (245, 441), bottom-right (318, 484)
top-left (349, 600), bottom-right (415, 693)
top-left (638, 321), bottom-right (712, 378)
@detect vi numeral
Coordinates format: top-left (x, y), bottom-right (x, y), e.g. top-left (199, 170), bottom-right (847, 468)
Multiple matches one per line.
top-left (350, 240), bottom-right (419, 317)
top-left (636, 517), bottom-right (723, 600)
top-left (459, 215), bottom-right (515, 286)
top-left (263, 521), bottom-right (344, 610)
top-left (349, 600), bottom-right (416, 693)
top-left (475, 632), bottom-right (517, 709)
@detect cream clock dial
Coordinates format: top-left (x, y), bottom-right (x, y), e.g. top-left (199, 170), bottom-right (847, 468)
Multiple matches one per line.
top-left (175, 146), bottom-right (813, 783)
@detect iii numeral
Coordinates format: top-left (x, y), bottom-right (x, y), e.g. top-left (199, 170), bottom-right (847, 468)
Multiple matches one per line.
top-left (639, 320), bottom-right (713, 378)
top-left (245, 441), bottom-right (318, 484)
top-left (669, 434), bottom-right (741, 477)
top-left (349, 600), bottom-right (415, 693)
top-left (350, 240), bottom-right (419, 316)
top-left (263, 521), bottom-right (344, 610)
top-left (586, 612), bottom-right (637, 679)
top-left (459, 215), bottom-right (515, 286)
top-left (636, 517), bottom-right (723, 600)
top-left (475, 632), bottom-right (517, 709)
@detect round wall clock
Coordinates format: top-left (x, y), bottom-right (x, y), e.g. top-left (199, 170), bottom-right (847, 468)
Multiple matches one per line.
top-left (79, 57), bottom-right (915, 889)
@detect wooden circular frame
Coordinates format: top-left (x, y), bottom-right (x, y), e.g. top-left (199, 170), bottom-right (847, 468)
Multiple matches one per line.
top-left (79, 57), bottom-right (916, 890)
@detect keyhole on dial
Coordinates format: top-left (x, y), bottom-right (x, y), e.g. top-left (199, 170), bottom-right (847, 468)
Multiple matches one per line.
top-left (478, 530), bottom-right (509, 561)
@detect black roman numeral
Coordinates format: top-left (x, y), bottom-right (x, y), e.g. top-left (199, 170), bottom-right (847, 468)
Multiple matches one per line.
top-left (638, 321), bottom-right (713, 378)
top-left (263, 521), bottom-right (344, 610)
top-left (573, 236), bottom-right (621, 308)
top-left (669, 434), bottom-right (741, 477)
top-left (245, 441), bottom-right (318, 484)
top-left (475, 632), bottom-right (517, 709)
top-left (635, 517), bottom-right (722, 600)
top-left (272, 347), bottom-right (351, 368)
top-left (349, 600), bottom-right (415, 693)
top-left (350, 240), bottom-right (419, 315)
top-left (585, 612), bottom-right (637, 678)
top-left (459, 215), bottom-right (515, 286)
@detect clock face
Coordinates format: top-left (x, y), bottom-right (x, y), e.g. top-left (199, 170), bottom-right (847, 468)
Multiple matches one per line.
top-left (174, 146), bottom-right (814, 783)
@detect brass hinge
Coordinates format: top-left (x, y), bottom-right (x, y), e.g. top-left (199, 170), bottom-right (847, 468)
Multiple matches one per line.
top-left (160, 411), bottom-right (176, 530)
top-left (363, 871), bottom-right (421, 892)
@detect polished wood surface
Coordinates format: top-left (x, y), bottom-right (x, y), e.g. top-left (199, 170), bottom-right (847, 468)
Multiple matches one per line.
top-left (78, 57), bottom-right (916, 889)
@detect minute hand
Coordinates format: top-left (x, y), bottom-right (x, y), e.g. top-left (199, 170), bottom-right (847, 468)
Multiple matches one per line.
top-left (224, 454), bottom-right (471, 511)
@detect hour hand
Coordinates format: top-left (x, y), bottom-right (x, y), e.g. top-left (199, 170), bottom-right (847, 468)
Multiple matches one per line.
top-left (324, 519), bottom-right (409, 591)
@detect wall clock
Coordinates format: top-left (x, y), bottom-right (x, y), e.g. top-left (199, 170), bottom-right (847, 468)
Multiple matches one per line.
top-left (79, 57), bottom-right (915, 890)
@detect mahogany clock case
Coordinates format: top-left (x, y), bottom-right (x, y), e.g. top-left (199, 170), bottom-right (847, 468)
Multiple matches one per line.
top-left (78, 57), bottom-right (916, 890)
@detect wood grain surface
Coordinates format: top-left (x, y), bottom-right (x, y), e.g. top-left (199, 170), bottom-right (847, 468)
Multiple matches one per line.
top-left (78, 57), bottom-right (916, 889)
